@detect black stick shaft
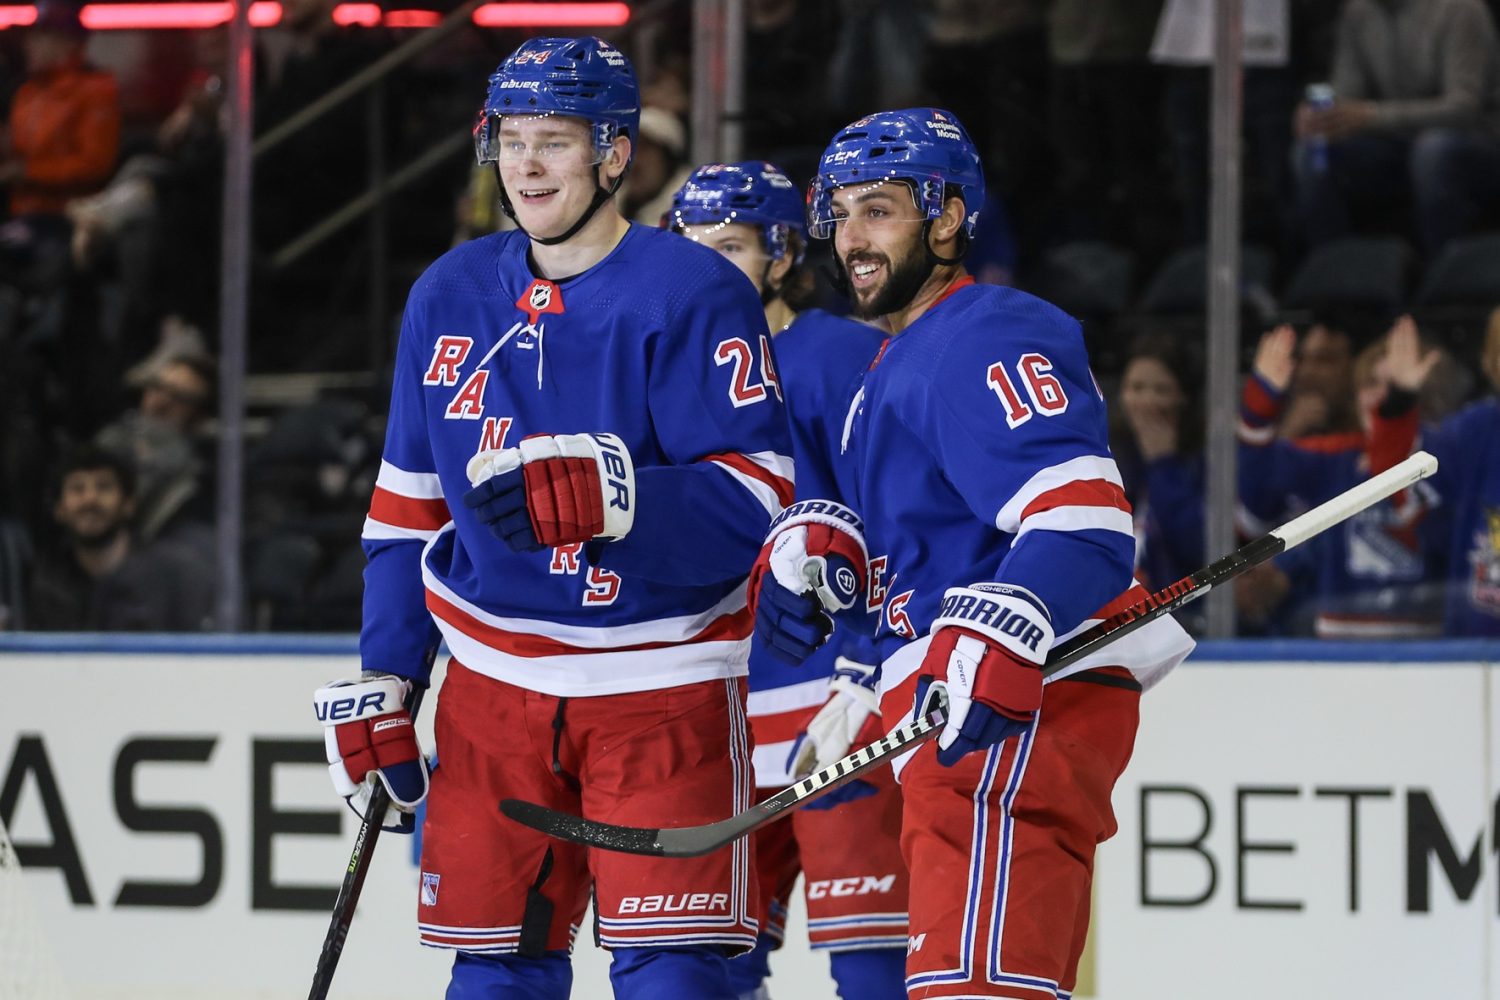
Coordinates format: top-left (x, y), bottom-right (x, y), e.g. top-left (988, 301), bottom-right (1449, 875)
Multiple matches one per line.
top-left (307, 652), bottom-right (432, 1000)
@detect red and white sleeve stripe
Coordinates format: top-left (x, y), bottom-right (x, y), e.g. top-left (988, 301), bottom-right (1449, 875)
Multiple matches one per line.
top-left (703, 450), bottom-right (795, 517)
top-left (363, 460), bottom-right (451, 542)
top-left (995, 455), bottom-right (1134, 542)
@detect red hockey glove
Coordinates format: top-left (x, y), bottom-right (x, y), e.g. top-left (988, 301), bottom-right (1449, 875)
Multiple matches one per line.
top-left (463, 433), bottom-right (635, 551)
top-left (747, 500), bottom-right (869, 665)
top-left (314, 673), bottom-right (428, 827)
top-left (915, 583), bottom-right (1054, 767)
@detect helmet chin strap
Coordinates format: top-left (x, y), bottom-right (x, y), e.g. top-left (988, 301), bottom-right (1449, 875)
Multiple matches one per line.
top-left (495, 162), bottom-right (627, 246)
top-left (758, 259), bottom-right (782, 306)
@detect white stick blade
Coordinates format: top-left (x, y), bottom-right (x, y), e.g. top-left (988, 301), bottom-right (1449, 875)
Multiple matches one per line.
top-left (1271, 450), bottom-right (1437, 551)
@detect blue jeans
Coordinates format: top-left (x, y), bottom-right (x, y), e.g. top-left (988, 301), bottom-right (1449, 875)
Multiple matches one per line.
top-left (1294, 127), bottom-right (1500, 254)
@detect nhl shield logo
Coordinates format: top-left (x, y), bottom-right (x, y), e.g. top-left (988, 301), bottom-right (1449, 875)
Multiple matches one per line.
top-left (517, 279), bottom-right (566, 326)
top-left (421, 871), bottom-right (441, 906)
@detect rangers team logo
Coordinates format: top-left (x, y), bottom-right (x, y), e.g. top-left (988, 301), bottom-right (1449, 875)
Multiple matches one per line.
top-left (1469, 508), bottom-right (1500, 616)
top-left (421, 872), bottom-right (441, 906)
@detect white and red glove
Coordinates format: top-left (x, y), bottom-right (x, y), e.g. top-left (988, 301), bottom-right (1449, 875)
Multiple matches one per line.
top-left (313, 673), bottom-right (429, 826)
top-left (747, 500), bottom-right (869, 665)
top-left (463, 432), bottom-right (635, 552)
top-left (787, 656), bottom-right (882, 779)
top-left (915, 582), bottom-right (1054, 767)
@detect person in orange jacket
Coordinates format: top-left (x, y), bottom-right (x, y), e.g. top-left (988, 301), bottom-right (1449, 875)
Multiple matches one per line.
top-left (0, 1), bottom-right (119, 219)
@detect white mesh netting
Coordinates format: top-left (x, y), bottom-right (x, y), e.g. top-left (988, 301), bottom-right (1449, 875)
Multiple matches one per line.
top-left (0, 818), bottom-right (69, 1000)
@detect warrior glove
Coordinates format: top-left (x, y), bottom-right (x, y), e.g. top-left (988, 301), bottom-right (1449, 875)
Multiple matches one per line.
top-left (915, 583), bottom-right (1053, 767)
top-left (463, 432), bottom-right (635, 552)
top-left (314, 673), bottom-right (428, 831)
top-left (747, 500), bottom-right (868, 666)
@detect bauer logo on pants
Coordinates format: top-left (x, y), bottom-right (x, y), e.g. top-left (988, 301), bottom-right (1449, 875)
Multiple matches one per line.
top-left (421, 872), bottom-right (440, 906)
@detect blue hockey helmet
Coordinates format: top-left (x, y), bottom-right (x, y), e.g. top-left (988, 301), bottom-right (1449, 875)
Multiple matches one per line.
top-left (474, 36), bottom-right (641, 167)
top-left (807, 108), bottom-right (984, 241)
top-left (668, 161), bottom-right (807, 263)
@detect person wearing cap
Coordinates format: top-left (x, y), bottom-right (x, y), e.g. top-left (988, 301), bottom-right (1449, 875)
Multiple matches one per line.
top-left (311, 37), bottom-right (793, 999)
top-left (0, 2), bottom-right (119, 218)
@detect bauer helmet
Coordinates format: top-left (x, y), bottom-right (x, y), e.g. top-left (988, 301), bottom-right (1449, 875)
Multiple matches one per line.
top-left (474, 36), bottom-right (641, 167)
top-left (807, 108), bottom-right (984, 242)
top-left (668, 161), bottom-right (807, 264)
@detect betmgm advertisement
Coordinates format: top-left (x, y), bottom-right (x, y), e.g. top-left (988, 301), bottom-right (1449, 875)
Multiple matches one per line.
top-left (2, 643), bottom-right (1497, 998)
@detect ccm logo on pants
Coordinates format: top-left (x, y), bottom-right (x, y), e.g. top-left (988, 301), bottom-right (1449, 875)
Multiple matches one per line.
top-left (806, 874), bottom-right (897, 900)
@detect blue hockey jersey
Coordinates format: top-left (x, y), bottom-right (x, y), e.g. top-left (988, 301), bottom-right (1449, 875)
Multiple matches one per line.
top-left (361, 224), bottom-right (795, 695)
top-left (1405, 398), bottom-right (1500, 636)
top-left (742, 308), bottom-right (886, 786)
top-left (1238, 374), bottom-right (1441, 638)
top-left (843, 278), bottom-right (1193, 717)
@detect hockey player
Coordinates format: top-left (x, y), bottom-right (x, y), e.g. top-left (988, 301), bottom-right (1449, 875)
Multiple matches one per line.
top-left (667, 161), bottom-right (908, 1000)
top-left (313, 38), bottom-right (794, 999)
top-left (751, 109), bottom-right (1195, 999)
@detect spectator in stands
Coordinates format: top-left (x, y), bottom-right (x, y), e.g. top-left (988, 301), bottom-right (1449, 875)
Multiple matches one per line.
top-left (95, 332), bottom-right (216, 547)
top-left (620, 107), bottom-right (690, 226)
top-left (1292, 0), bottom-right (1500, 254)
top-left (1047, 0), bottom-right (1172, 257)
top-left (1279, 316), bottom-right (1361, 439)
top-left (742, 0), bottom-right (839, 175)
top-left (67, 45), bottom-right (226, 342)
top-left (27, 445), bottom-right (213, 631)
top-left (1113, 332), bottom-right (1205, 593)
top-left (1152, 0), bottom-right (1298, 250)
top-left (253, 0), bottom-right (376, 251)
top-left (1369, 311), bottom-right (1500, 636)
top-left (0, 1), bottom-right (119, 301)
top-left (922, 1), bottom-right (1049, 255)
top-left (1236, 323), bottom-right (1441, 637)
top-left (0, 3), bottom-right (118, 218)
top-left (827, 0), bottom-right (926, 116)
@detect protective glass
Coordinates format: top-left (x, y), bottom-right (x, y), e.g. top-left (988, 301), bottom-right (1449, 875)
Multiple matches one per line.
top-left (806, 175), bottom-right (939, 239)
top-left (473, 112), bottom-right (609, 166)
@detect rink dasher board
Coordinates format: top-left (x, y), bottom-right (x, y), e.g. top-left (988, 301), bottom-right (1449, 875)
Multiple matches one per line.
top-left (0, 638), bottom-right (1497, 1000)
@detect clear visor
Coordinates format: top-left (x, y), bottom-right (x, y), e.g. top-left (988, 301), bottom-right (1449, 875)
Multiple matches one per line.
top-left (473, 111), bottom-right (611, 166)
top-left (806, 171), bottom-right (944, 239)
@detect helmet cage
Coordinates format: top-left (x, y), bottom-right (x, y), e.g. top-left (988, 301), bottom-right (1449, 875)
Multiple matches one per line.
top-left (473, 110), bottom-right (619, 167)
top-left (807, 167), bottom-right (952, 240)
top-left (667, 162), bottom-right (806, 264)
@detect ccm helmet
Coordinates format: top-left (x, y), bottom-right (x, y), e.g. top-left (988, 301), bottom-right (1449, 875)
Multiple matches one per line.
top-left (807, 108), bottom-right (984, 245)
top-left (668, 161), bottom-right (806, 263)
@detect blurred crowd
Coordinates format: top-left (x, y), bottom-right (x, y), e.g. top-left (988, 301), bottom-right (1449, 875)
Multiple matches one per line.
top-left (1, 0), bottom-right (1499, 637)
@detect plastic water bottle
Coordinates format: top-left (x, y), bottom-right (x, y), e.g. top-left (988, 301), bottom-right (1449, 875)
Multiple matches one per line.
top-left (1305, 82), bottom-right (1335, 174)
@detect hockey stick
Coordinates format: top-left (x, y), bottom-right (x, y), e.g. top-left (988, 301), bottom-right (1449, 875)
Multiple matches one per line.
top-left (308, 646), bottom-right (436, 1000)
top-left (500, 451), bottom-right (1438, 858)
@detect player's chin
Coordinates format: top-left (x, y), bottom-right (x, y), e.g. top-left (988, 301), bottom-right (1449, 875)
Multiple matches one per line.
top-left (516, 213), bottom-right (569, 241)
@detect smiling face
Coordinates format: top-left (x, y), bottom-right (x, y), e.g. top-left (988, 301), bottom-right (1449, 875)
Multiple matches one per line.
top-left (54, 466), bottom-right (131, 547)
top-left (828, 180), bottom-right (933, 321)
top-left (1120, 356), bottom-right (1185, 424)
top-left (495, 114), bottom-right (627, 241)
